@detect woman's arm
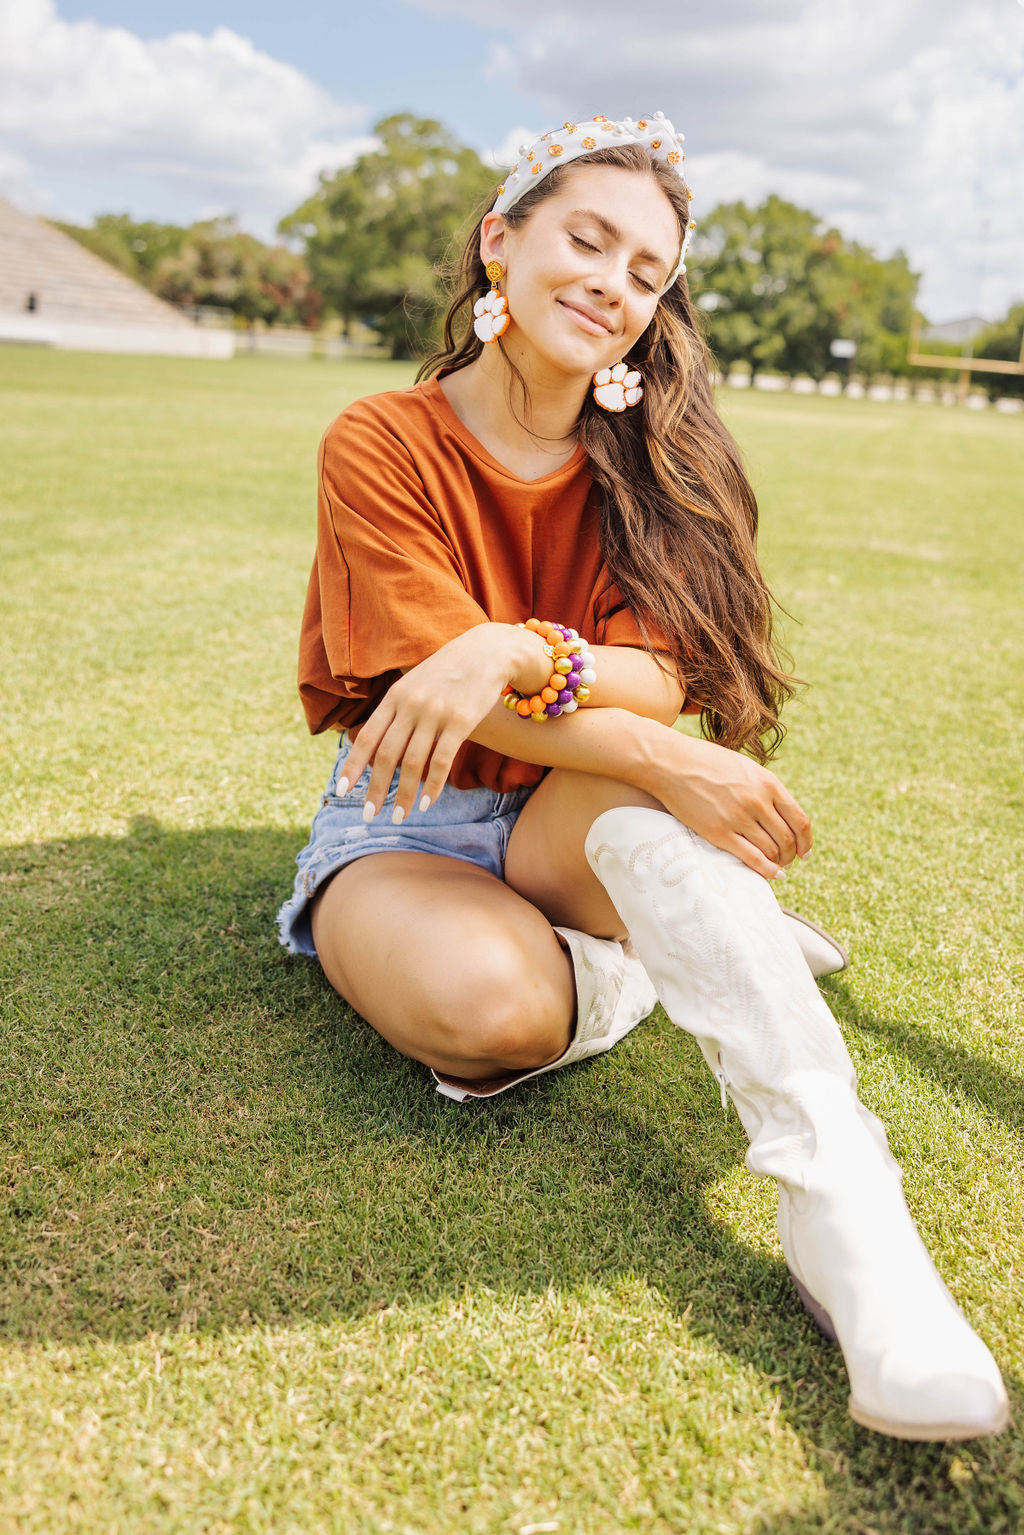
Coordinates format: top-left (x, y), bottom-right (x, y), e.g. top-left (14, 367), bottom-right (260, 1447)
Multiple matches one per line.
top-left (339, 622), bottom-right (808, 879)
top-left (405, 626), bottom-right (687, 726)
top-left (573, 645), bottom-right (686, 724)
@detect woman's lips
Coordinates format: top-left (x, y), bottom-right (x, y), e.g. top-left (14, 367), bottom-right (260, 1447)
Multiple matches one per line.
top-left (558, 300), bottom-right (611, 337)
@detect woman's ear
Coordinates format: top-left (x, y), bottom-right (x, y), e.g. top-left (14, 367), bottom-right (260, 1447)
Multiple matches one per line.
top-left (479, 211), bottom-right (508, 272)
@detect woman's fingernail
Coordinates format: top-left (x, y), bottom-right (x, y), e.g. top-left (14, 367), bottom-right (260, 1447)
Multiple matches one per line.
top-left (391, 805), bottom-right (405, 825)
top-left (419, 794), bottom-right (431, 813)
top-left (801, 848), bottom-right (812, 859)
top-left (337, 776), bottom-right (349, 796)
top-left (362, 801), bottom-right (376, 822)
top-left (773, 867), bottom-right (787, 881)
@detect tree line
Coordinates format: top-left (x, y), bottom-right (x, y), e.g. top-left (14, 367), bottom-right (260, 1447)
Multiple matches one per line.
top-left (57, 112), bottom-right (1023, 392)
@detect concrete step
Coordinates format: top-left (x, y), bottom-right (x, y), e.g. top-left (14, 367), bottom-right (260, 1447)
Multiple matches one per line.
top-left (0, 198), bottom-right (193, 328)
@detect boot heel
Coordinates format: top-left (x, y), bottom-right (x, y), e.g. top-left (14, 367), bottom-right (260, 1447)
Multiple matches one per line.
top-left (789, 1270), bottom-right (838, 1342)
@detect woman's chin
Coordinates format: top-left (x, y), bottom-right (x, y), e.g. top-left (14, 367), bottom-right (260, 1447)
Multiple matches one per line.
top-left (536, 336), bottom-right (616, 384)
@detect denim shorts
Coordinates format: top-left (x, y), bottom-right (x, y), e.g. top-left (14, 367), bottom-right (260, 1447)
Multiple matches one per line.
top-left (276, 729), bottom-right (536, 957)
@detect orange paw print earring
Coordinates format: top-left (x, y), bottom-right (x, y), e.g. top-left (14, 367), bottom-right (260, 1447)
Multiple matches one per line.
top-left (473, 260), bottom-right (511, 343)
top-left (592, 361), bottom-right (644, 411)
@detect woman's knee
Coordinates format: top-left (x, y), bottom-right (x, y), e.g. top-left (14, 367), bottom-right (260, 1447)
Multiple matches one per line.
top-left (310, 853), bottom-right (574, 1074)
top-left (418, 929), bottom-right (574, 1070)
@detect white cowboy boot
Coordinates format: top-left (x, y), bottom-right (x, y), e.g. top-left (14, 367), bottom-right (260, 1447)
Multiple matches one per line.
top-left (432, 925), bottom-right (657, 1101)
top-left (779, 907), bottom-right (848, 977)
top-left (584, 804), bottom-right (1010, 1441)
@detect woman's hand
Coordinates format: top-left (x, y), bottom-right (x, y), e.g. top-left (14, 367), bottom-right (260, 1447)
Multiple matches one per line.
top-left (335, 624), bottom-right (546, 823)
top-left (641, 730), bottom-right (812, 881)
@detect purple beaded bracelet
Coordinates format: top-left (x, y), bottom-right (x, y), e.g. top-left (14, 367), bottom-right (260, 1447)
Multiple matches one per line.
top-left (500, 618), bottom-right (598, 722)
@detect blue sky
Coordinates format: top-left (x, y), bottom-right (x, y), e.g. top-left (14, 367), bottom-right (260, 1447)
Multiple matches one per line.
top-left (3, 0), bottom-right (1023, 322)
top-left (54, 0), bottom-right (540, 149)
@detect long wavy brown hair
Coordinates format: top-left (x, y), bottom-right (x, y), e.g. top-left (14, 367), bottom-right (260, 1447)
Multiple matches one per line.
top-left (417, 142), bottom-right (801, 761)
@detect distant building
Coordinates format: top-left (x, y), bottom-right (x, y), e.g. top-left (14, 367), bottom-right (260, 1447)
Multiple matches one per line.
top-left (922, 315), bottom-right (991, 346)
top-left (0, 199), bottom-right (233, 357)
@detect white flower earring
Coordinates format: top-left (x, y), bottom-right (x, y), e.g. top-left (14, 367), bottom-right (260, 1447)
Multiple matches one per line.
top-left (592, 362), bottom-right (644, 412)
top-left (473, 260), bottom-right (511, 343)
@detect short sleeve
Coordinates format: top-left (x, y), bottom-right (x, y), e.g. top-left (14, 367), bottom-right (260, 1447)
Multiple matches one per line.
top-left (298, 404), bottom-right (491, 730)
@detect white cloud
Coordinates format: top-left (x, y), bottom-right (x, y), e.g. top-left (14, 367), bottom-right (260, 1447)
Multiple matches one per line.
top-left (417, 0), bottom-right (1024, 321)
top-left (0, 0), bottom-right (375, 233)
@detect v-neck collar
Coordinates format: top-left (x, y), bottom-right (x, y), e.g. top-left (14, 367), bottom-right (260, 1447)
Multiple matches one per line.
top-left (417, 372), bottom-right (588, 487)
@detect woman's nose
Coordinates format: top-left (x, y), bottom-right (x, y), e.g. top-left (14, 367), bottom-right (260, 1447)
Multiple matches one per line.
top-left (586, 272), bottom-right (624, 305)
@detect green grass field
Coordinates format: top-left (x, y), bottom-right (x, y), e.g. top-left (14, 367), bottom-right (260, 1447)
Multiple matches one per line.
top-left (1, 347), bottom-right (1022, 1533)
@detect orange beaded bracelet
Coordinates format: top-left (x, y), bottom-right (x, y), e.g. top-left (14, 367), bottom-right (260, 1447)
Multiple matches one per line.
top-left (500, 618), bottom-right (597, 722)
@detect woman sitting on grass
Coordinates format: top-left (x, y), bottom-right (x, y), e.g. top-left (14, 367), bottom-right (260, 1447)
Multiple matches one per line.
top-left (277, 112), bottom-right (1009, 1443)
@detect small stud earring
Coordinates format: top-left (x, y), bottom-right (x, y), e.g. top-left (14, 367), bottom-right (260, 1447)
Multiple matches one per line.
top-left (473, 259), bottom-right (510, 343)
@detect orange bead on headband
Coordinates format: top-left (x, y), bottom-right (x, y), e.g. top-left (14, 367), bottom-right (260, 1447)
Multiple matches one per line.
top-left (491, 111), bottom-right (697, 294)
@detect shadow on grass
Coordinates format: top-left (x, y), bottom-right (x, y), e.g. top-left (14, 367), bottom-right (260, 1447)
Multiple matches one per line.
top-left (3, 817), bottom-right (1021, 1522)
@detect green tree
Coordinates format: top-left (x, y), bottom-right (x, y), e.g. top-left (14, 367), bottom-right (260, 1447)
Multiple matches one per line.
top-left (688, 196), bottom-right (919, 380)
top-left (280, 112), bottom-right (497, 358)
top-left (974, 303), bottom-right (1024, 398)
top-left (155, 218), bottom-right (321, 327)
top-left (53, 214), bottom-right (187, 283)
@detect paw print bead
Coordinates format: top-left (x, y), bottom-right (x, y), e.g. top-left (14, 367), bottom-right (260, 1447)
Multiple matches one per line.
top-left (592, 362), bottom-right (643, 413)
top-left (473, 289), bottom-right (510, 343)
top-left (651, 139), bottom-right (662, 149)
top-left (548, 143), bottom-right (563, 156)
top-left (497, 184), bottom-right (505, 194)
top-left (581, 136), bottom-right (596, 148)
top-left (564, 122), bottom-right (577, 133)
top-left (531, 164), bottom-right (541, 174)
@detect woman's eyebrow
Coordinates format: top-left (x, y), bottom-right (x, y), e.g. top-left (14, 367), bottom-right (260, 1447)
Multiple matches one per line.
top-left (566, 208), bottom-right (670, 275)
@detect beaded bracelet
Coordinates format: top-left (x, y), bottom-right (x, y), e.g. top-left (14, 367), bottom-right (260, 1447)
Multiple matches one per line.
top-left (500, 617), bottom-right (598, 722)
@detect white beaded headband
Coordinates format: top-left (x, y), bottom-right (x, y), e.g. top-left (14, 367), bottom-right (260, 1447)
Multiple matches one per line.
top-left (491, 111), bottom-right (697, 295)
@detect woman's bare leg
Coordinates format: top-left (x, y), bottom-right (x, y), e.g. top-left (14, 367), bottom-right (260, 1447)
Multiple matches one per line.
top-left (310, 850), bottom-right (576, 1080)
top-left (504, 768), bottom-right (666, 936)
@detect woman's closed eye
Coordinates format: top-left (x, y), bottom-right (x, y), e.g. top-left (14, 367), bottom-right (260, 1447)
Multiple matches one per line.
top-left (569, 234), bottom-right (657, 293)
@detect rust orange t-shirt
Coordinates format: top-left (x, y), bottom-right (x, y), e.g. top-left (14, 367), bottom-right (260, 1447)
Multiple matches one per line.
top-left (298, 371), bottom-right (694, 793)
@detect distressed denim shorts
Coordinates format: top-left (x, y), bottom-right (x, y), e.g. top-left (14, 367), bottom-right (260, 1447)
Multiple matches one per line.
top-left (276, 729), bottom-right (536, 958)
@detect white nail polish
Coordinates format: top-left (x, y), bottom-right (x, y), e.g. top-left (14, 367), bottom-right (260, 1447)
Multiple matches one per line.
top-left (337, 776), bottom-right (349, 796)
top-left (362, 801), bottom-right (376, 822)
top-left (419, 794), bottom-right (431, 813)
top-left (392, 805), bottom-right (405, 825)
top-left (774, 867), bottom-right (787, 881)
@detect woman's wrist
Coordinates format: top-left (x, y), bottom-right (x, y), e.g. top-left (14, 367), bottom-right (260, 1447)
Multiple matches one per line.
top-left (499, 621), bottom-right (557, 696)
top-left (624, 713), bottom-right (702, 796)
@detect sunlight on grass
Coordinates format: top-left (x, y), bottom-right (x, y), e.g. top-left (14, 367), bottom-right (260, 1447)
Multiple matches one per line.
top-left (2, 348), bottom-right (1022, 1532)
